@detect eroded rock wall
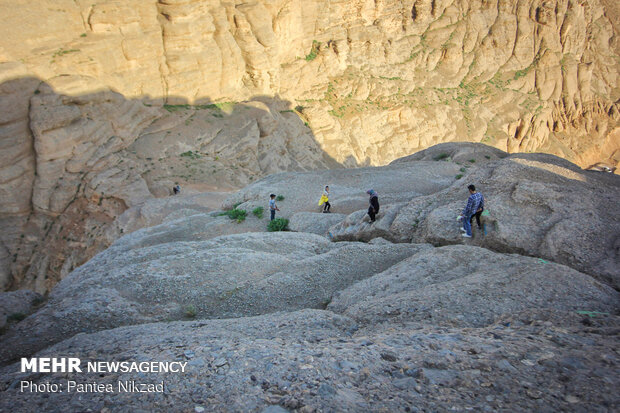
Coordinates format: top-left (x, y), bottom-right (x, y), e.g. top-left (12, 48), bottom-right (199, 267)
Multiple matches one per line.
top-left (2, 0), bottom-right (618, 164)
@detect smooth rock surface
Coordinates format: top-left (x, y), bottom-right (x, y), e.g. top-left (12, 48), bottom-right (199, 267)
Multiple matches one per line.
top-left (288, 212), bottom-right (347, 237)
top-left (329, 245), bottom-right (619, 327)
top-left (0, 231), bottom-right (426, 364)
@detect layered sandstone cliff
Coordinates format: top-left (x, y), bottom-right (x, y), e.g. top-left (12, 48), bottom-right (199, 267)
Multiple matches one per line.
top-left (0, 0), bottom-right (618, 292)
top-left (2, 0), bottom-right (617, 162)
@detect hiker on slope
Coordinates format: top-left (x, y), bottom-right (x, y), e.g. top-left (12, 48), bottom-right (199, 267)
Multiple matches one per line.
top-left (458, 184), bottom-right (484, 238)
top-left (319, 185), bottom-right (331, 213)
top-left (366, 189), bottom-right (380, 223)
top-left (269, 193), bottom-right (280, 221)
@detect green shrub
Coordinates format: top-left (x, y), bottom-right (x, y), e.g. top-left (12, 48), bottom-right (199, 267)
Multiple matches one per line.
top-left (52, 48), bottom-right (80, 58)
top-left (214, 102), bottom-right (235, 111)
top-left (305, 40), bottom-right (320, 61)
top-left (32, 296), bottom-right (45, 306)
top-left (219, 208), bottom-right (247, 223)
top-left (163, 104), bottom-right (191, 112)
top-left (8, 313), bottom-right (26, 322)
top-left (468, 159), bottom-right (476, 163)
top-left (485, 155), bottom-right (491, 159)
top-left (268, 218), bottom-right (289, 232)
top-left (455, 174), bottom-right (463, 179)
top-left (252, 207), bottom-right (264, 219)
top-left (276, 195), bottom-right (285, 201)
top-left (180, 150), bottom-right (201, 159)
top-left (184, 305), bottom-right (197, 318)
top-left (459, 167), bottom-right (466, 172)
top-left (433, 153), bottom-right (449, 161)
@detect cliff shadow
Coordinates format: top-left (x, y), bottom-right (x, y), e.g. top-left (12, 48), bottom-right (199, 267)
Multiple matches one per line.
top-left (0, 74), bottom-right (345, 297)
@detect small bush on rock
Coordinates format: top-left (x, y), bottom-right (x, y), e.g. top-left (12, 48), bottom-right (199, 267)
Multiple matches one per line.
top-left (252, 207), bottom-right (264, 219)
top-left (185, 305), bottom-right (197, 318)
top-left (219, 208), bottom-right (247, 223)
top-left (268, 218), bottom-right (289, 232)
top-left (305, 40), bottom-right (320, 61)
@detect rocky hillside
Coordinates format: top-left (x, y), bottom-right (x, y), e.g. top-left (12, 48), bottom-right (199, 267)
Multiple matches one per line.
top-left (0, 143), bottom-right (618, 411)
top-left (0, 0), bottom-right (619, 294)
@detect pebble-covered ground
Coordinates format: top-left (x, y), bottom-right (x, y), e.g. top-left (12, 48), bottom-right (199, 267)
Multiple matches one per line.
top-left (1, 309), bottom-right (618, 412)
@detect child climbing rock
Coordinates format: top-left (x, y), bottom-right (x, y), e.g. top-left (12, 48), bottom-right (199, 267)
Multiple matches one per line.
top-left (269, 193), bottom-right (280, 221)
top-left (319, 185), bottom-right (331, 213)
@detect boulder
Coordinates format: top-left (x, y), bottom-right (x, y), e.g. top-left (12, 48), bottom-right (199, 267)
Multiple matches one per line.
top-left (328, 245), bottom-right (619, 327)
top-left (392, 142), bottom-right (508, 164)
top-left (329, 203), bottom-right (407, 242)
top-left (288, 212), bottom-right (347, 236)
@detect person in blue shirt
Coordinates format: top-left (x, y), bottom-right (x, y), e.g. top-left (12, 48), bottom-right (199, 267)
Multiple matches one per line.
top-left (459, 184), bottom-right (484, 238)
top-left (268, 194), bottom-right (280, 221)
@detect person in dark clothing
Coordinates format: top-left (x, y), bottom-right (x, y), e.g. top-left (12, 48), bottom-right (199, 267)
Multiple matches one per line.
top-left (366, 189), bottom-right (380, 222)
top-left (172, 184), bottom-right (181, 195)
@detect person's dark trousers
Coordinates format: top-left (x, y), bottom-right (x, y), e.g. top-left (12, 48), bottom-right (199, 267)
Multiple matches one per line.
top-left (270, 209), bottom-right (276, 220)
top-left (323, 202), bottom-right (331, 212)
top-left (368, 206), bottom-right (376, 221)
top-left (470, 209), bottom-right (482, 228)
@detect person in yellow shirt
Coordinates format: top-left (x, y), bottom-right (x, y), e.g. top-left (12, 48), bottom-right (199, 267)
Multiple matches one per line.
top-left (318, 185), bottom-right (331, 213)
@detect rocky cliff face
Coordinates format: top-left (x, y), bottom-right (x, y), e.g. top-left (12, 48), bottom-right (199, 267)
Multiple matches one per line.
top-left (2, 0), bottom-right (617, 163)
top-left (0, 0), bottom-right (619, 292)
